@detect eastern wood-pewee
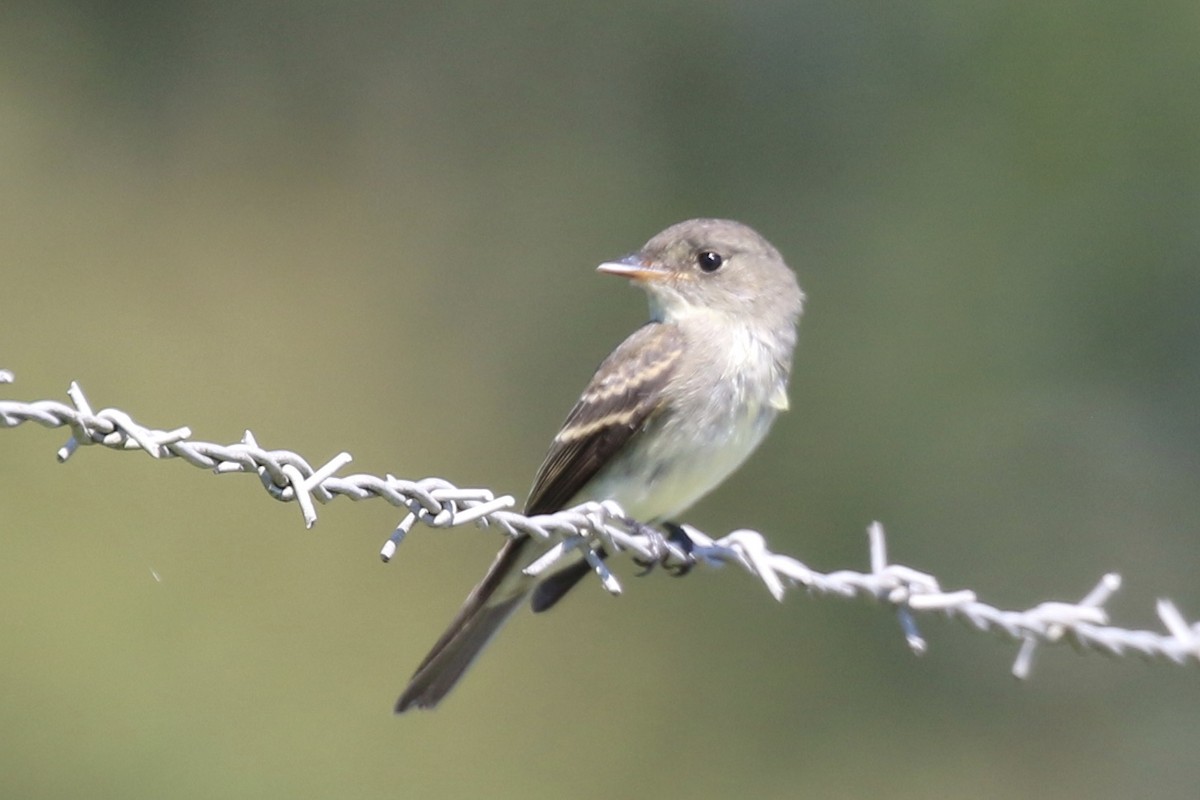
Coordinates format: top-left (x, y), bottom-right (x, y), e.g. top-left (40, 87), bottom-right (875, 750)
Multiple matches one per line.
top-left (396, 218), bottom-right (805, 711)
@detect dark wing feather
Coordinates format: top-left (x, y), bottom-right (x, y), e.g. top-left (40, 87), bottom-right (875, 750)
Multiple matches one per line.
top-left (525, 322), bottom-right (683, 515)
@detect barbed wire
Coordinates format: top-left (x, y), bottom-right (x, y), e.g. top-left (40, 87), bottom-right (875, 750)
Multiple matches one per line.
top-left (2, 376), bottom-right (1199, 679)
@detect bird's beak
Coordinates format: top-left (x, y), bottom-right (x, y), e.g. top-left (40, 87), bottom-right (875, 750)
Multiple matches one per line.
top-left (596, 254), bottom-right (669, 282)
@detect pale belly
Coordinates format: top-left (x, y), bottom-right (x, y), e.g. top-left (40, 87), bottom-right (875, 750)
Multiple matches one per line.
top-left (573, 398), bottom-right (779, 522)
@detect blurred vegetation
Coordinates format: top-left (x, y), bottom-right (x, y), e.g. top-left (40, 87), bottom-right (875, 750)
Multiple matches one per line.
top-left (2, 1), bottom-right (1199, 798)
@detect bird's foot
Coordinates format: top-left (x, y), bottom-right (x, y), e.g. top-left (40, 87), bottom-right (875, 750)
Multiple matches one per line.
top-left (628, 520), bottom-right (695, 577)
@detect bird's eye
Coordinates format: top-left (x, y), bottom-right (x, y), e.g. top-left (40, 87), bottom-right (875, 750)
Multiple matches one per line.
top-left (697, 251), bottom-right (724, 272)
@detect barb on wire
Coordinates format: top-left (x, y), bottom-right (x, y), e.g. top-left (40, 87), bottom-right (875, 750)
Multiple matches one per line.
top-left (2, 381), bottom-right (1199, 679)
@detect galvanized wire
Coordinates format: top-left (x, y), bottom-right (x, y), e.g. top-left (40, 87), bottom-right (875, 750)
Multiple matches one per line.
top-left (2, 378), bottom-right (1198, 678)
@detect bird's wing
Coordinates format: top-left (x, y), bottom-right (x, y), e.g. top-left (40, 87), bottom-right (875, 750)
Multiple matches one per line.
top-left (525, 321), bottom-right (683, 515)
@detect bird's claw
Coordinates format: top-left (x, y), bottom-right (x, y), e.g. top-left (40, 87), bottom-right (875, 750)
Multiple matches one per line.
top-left (628, 520), bottom-right (696, 577)
top-left (662, 522), bottom-right (695, 576)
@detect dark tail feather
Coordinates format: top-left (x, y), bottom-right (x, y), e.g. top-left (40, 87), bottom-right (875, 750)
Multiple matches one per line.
top-left (395, 591), bottom-right (526, 711)
top-left (530, 547), bottom-right (608, 613)
top-left (395, 537), bottom-right (532, 712)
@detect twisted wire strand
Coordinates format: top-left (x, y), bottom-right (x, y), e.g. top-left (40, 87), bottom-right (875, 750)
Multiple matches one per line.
top-left (2, 378), bottom-right (1198, 677)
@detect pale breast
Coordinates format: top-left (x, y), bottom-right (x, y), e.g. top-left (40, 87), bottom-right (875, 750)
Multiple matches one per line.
top-left (577, 320), bottom-right (788, 522)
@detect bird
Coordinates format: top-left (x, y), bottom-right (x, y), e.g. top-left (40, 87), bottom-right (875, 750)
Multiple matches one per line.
top-left (395, 218), bottom-right (805, 711)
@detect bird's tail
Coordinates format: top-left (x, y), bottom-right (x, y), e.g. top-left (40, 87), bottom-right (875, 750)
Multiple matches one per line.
top-left (394, 537), bottom-right (532, 712)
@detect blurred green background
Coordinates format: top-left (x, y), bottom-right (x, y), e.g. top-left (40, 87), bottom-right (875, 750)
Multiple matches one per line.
top-left (3, 1), bottom-right (1200, 798)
